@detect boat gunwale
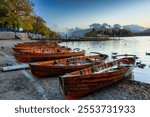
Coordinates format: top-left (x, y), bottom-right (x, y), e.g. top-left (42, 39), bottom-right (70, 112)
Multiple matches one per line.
top-left (61, 57), bottom-right (135, 78)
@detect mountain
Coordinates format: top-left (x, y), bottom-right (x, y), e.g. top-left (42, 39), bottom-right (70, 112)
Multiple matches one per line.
top-left (134, 28), bottom-right (150, 36)
top-left (123, 25), bottom-right (147, 33)
top-left (58, 32), bottom-right (69, 38)
top-left (70, 26), bottom-right (110, 37)
top-left (142, 29), bottom-right (150, 33)
top-left (66, 24), bottom-right (148, 37)
top-left (58, 32), bottom-right (66, 36)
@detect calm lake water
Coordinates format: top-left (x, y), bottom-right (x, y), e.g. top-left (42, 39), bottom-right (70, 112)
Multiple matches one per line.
top-left (60, 36), bottom-right (150, 83)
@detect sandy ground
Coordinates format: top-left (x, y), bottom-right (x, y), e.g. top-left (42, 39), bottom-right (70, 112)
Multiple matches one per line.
top-left (0, 39), bottom-right (150, 100)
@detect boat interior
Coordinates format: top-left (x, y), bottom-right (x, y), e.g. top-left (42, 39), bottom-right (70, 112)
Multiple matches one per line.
top-left (63, 58), bottom-right (135, 77)
top-left (31, 55), bottom-right (105, 66)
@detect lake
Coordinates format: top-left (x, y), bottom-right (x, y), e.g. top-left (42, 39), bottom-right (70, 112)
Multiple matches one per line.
top-left (60, 36), bottom-right (150, 83)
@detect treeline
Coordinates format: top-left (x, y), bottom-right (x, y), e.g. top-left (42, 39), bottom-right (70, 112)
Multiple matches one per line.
top-left (85, 29), bottom-right (133, 37)
top-left (0, 0), bottom-right (59, 38)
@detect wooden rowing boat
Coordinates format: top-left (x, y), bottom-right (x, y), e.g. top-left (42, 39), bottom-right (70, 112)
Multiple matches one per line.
top-left (29, 54), bottom-right (108, 78)
top-left (13, 46), bottom-right (72, 53)
top-left (14, 43), bottom-right (58, 49)
top-left (59, 57), bottom-right (135, 100)
top-left (14, 41), bottom-right (59, 49)
top-left (15, 40), bottom-right (59, 46)
top-left (14, 50), bottom-right (85, 63)
top-left (13, 46), bottom-right (68, 52)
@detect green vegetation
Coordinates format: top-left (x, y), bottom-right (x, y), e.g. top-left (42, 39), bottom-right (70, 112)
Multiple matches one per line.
top-left (0, 0), bottom-right (59, 38)
top-left (85, 29), bottom-right (97, 37)
top-left (85, 29), bottom-right (133, 37)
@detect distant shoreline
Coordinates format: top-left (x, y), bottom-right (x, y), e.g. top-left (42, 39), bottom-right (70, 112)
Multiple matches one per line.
top-left (38, 38), bottom-right (115, 42)
top-left (0, 38), bottom-right (119, 41)
top-left (31, 38), bottom-right (121, 42)
top-left (1, 35), bottom-right (150, 41)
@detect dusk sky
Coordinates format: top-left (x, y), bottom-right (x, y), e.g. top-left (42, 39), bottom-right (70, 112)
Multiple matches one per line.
top-left (31, 0), bottom-right (150, 32)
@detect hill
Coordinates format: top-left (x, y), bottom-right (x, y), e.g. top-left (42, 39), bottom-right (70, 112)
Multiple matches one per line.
top-left (134, 29), bottom-right (150, 36)
top-left (123, 25), bottom-right (146, 33)
top-left (65, 24), bottom-right (148, 37)
top-left (71, 28), bottom-right (92, 37)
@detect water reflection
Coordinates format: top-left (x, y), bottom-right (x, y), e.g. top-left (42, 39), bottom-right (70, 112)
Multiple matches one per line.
top-left (60, 36), bottom-right (150, 83)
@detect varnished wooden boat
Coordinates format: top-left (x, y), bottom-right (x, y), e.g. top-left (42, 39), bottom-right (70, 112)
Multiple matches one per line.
top-left (14, 50), bottom-right (85, 63)
top-left (13, 46), bottom-right (72, 53)
top-left (29, 54), bottom-right (108, 78)
top-left (14, 43), bottom-right (58, 49)
top-left (13, 45), bottom-right (59, 52)
top-left (13, 46), bottom-right (68, 52)
top-left (14, 41), bottom-right (59, 48)
top-left (15, 40), bottom-right (59, 46)
top-left (59, 57), bottom-right (135, 100)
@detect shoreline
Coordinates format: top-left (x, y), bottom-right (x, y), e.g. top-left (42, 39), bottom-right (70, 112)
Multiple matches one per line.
top-left (0, 40), bottom-right (150, 100)
top-left (0, 38), bottom-right (121, 42)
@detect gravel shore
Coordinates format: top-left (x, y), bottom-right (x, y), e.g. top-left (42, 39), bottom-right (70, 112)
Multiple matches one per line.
top-left (0, 40), bottom-right (150, 100)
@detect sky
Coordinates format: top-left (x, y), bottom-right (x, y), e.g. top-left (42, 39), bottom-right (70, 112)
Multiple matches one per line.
top-left (30, 0), bottom-right (150, 32)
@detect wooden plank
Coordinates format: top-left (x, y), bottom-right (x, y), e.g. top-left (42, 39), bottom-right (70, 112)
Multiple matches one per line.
top-left (2, 64), bottom-right (29, 71)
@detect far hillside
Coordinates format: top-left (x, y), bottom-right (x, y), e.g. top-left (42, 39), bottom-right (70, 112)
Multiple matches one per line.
top-left (134, 29), bottom-right (150, 36)
top-left (66, 23), bottom-right (148, 38)
top-left (85, 28), bottom-right (133, 37)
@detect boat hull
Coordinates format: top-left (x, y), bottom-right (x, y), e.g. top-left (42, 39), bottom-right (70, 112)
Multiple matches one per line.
top-left (30, 64), bottom-right (91, 78)
top-left (13, 46), bottom-right (70, 53)
top-left (30, 54), bottom-right (108, 78)
top-left (14, 51), bottom-right (85, 63)
top-left (60, 58), bottom-right (135, 100)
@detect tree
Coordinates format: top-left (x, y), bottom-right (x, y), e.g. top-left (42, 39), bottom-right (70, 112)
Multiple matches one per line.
top-left (32, 16), bottom-right (46, 33)
top-left (102, 23), bottom-right (111, 29)
top-left (0, 0), bottom-right (34, 31)
top-left (22, 16), bottom-right (33, 32)
top-left (90, 23), bottom-right (102, 29)
top-left (85, 29), bottom-right (97, 37)
top-left (113, 24), bottom-right (121, 29)
top-left (118, 29), bottom-right (133, 37)
top-left (0, 0), bottom-right (59, 38)
top-left (32, 16), bottom-right (59, 38)
top-left (84, 28), bottom-right (133, 37)
top-left (0, 1), bottom-right (8, 30)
